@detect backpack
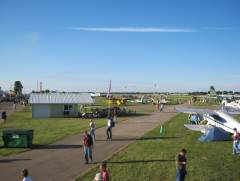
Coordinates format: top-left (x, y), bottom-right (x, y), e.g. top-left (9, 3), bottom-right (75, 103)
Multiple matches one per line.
top-left (83, 134), bottom-right (93, 147)
top-left (110, 119), bottom-right (115, 127)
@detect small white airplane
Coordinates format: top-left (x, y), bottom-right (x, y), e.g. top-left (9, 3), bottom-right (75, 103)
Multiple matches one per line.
top-left (217, 94), bottom-right (240, 100)
top-left (151, 98), bottom-right (169, 104)
top-left (175, 107), bottom-right (240, 141)
top-left (221, 99), bottom-right (240, 112)
top-left (129, 96), bottom-right (146, 104)
top-left (135, 97), bottom-right (144, 104)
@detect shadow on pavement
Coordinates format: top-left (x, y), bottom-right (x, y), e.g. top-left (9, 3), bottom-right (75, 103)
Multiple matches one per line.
top-left (0, 158), bottom-right (32, 163)
top-left (32, 144), bottom-right (82, 150)
top-left (96, 136), bottom-right (180, 141)
top-left (126, 113), bottom-right (151, 117)
top-left (95, 159), bottom-right (175, 164)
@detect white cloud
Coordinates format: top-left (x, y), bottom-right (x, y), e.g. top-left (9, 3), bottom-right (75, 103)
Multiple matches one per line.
top-left (68, 27), bottom-right (195, 33)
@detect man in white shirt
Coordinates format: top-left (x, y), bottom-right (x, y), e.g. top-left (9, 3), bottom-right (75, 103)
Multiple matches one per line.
top-left (106, 117), bottom-right (112, 140)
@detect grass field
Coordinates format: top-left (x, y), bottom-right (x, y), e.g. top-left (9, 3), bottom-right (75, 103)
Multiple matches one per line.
top-left (78, 113), bottom-right (240, 181)
top-left (167, 95), bottom-right (191, 105)
top-left (0, 104), bottom-right (153, 156)
top-left (192, 102), bottom-right (220, 109)
top-left (0, 107), bottom-right (112, 156)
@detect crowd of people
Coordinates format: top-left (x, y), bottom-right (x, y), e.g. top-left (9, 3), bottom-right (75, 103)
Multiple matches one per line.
top-left (80, 115), bottom-right (240, 181)
top-left (83, 117), bottom-right (116, 164)
top-left (20, 148), bottom-right (187, 181)
top-left (19, 116), bottom-right (240, 181)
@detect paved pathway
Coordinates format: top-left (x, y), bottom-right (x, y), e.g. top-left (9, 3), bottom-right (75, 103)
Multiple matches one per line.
top-left (0, 106), bottom-right (177, 181)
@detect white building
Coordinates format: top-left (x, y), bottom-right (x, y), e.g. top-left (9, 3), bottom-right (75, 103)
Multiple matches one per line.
top-left (29, 93), bottom-right (93, 118)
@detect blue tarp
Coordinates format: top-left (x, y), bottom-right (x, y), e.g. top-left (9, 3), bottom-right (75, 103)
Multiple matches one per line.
top-left (199, 127), bottom-right (230, 142)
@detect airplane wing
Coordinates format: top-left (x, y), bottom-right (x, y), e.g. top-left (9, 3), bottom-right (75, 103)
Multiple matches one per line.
top-left (184, 124), bottom-right (211, 133)
top-left (175, 107), bottom-right (216, 115)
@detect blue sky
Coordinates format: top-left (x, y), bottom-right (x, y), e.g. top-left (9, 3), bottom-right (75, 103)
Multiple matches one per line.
top-left (0, 0), bottom-right (240, 92)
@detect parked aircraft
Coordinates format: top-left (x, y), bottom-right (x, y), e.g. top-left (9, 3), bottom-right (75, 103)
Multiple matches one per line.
top-left (130, 96), bottom-right (148, 104)
top-left (175, 107), bottom-right (240, 141)
top-left (150, 98), bottom-right (169, 105)
top-left (221, 99), bottom-right (240, 112)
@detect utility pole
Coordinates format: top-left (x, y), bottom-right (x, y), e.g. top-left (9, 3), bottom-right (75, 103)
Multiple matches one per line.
top-left (37, 80), bottom-right (39, 92)
top-left (40, 82), bottom-right (43, 92)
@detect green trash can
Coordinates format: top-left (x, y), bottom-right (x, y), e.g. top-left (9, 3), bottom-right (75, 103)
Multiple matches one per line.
top-left (2, 129), bottom-right (34, 148)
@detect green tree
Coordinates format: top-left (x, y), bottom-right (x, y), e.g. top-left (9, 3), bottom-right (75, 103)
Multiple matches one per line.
top-left (14, 81), bottom-right (23, 95)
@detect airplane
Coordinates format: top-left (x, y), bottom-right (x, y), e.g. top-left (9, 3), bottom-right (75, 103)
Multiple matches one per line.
top-left (221, 99), bottom-right (240, 112)
top-left (217, 94), bottom-right (240, 101)
top-left (175, 107), bottom-right (240, 141)
top-left (150, 97), bottom-right (169, 105)
top-left (129, 96), bottom-right (146, 104)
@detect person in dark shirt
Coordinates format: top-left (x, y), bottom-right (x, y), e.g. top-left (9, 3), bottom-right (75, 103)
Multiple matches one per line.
top-left (176, 149), bottom-right (187, 181)
top-left (82, 130), bottom-right (93, 164)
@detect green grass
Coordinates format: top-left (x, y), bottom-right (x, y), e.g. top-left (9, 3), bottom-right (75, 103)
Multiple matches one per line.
top-left (192, 102), bottom-right (220, 109)
top-left (0, 107), bottom-right (126, 156)
top-left (0, 104), bottom-right (152, 156)
top-left (78, 113), bottom-right (240, 181)
top-left (168, 95), bottom-right (191, 104)
top-left (234, 114), bottom-right (240, 121)
top-left (129, 104), bottom-right (155, 114)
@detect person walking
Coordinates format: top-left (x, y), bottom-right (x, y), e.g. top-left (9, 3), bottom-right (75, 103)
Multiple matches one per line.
top-left (156, 100), bottom-right (160, 111)
top-left (232, 128), bottom-right (240, 155)
top-left (106, 117), bottom-right (113, 141)
top-left (176, 149), bottom-right (187, 181)
top-left (160, 103), bottom-right (164, 112)
top-left (89, 119), bottom-right (96, 141)
top-left (21, 168), bottom-right (33, 181)
top-left (82, 130), bottom-right (93, 164)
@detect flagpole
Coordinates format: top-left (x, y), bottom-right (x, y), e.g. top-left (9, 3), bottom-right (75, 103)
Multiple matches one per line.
top-left (107, 80), bottom-right (111, 118)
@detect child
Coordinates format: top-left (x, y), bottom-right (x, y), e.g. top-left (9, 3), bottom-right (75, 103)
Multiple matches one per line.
top-left (21, 169), bottom-right (33, 181)
top-left (100, 162), bottom-right (109, 181)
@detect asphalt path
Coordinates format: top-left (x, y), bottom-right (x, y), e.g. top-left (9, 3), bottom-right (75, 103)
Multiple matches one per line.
top-left (0, 105), bottom-right (177, 181)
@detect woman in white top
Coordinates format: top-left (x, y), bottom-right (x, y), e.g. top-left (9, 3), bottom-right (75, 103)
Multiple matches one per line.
top-left (89, 119), bottom-right (96, 141)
